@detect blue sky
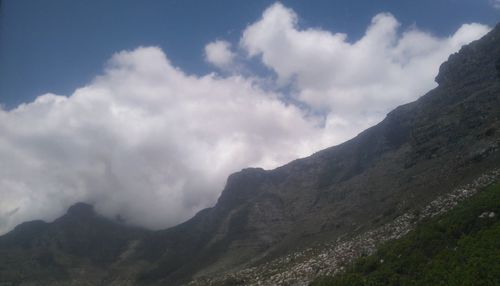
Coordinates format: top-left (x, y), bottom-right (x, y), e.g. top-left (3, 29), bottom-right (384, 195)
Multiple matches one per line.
top-left (0, 1), bottom-right (498, 233)
top-left (0, 0), bottom-right (498, 109)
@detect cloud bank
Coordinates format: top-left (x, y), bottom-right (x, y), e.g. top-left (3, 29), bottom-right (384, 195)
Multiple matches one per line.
top-left (241, 3), bottom-right (490, 138)
top-left (0, 3), bottom-right (490, 234)
top-left (0, 47), bottom-right (325, 233)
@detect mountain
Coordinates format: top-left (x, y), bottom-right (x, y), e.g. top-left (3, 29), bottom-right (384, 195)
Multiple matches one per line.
top-left (0, 203), bottom-right (150, 285)
top-left (311, 181), bottom-right (500, 286)
top-left (0, 24), bottom-right (499, 286)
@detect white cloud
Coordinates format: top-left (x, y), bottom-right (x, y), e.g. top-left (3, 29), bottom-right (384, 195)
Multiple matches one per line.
top-left (241, 3), bottom-right (490, 138)
top-left (0, 3), bottom-right (490, 235)
top-left (0, 47), bottom-right (328, 234)
top-left (205, 40), bottom-right (236, 68)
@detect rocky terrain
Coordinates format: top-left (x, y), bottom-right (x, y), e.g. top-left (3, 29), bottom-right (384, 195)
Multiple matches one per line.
top-left (0, 24), bottom-right (498, 286)
top-left (189, 169), bottom-right (500, 285)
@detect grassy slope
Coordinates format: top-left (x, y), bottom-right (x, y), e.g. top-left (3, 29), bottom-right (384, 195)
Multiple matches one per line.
top-left (311, 182), bottom-right (500, 286)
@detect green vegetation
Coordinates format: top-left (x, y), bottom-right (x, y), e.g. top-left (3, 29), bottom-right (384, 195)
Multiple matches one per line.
top-left (311, 182), bottom-right (500, 286)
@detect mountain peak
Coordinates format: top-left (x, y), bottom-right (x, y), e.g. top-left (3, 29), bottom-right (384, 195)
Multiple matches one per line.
top-left (216, 167), bottom-right (268, 208)
top-left (435, 23), bottom-right (500, 87)
top-left (66, 202), bottom-right (95, 217)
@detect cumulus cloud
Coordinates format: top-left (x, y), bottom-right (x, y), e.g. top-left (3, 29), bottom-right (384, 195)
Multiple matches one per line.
top-left (241, 3), bottom-right (490, 138)
top-left (205, 40), bottom-right (236, 68)
top-left (0, 3), bottom-right (490, 235)
top-left (0, 47), bottom-right (327, 234)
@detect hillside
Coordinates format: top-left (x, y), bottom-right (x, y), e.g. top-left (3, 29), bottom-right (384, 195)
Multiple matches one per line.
top-left (0, 203), bottom-right (151, 285)
top-left (311, 181), bottom-right (500, 286)
top-left (0, 24), bottom-right (498, 286)
top-left (139, 23), bottom-right (500, 285)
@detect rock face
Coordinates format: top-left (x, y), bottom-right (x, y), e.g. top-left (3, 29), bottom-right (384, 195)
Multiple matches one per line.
top-left (188, 169), bottom-right (500, 285)
top-left (0, 24), bottom-right (499, 286)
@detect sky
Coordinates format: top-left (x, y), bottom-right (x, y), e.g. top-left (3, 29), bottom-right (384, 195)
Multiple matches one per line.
top-left (0, 0), bottom-right (498, 234)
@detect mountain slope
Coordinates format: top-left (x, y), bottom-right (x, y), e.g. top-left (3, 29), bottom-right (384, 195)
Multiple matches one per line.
top-left (0, 203), bottom-right (150, 285)
top-left (311, 181), bottom-right (500, 286)
top-left (0, 24), bottom-right (499, 286)
top-left (134, 23), bottom-right (500, 285)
